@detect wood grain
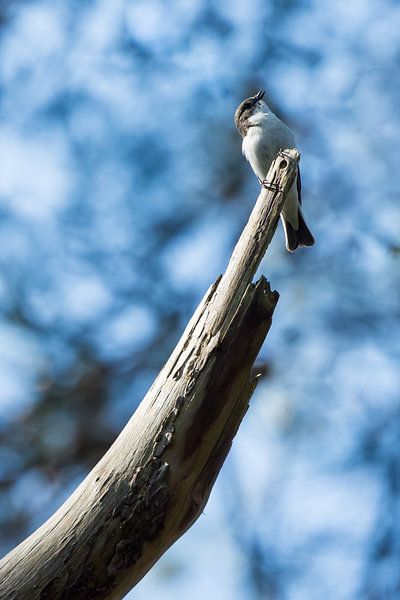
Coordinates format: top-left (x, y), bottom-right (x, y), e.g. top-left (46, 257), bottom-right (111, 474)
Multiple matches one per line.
top-left (0, 149), bottom-right (300, 600)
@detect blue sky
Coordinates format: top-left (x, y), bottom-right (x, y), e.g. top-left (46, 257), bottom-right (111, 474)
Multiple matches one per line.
top-left (1, 0), bottom-right (399, 598)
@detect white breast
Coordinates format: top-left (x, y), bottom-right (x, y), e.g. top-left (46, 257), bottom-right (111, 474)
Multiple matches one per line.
top-left (242, 112), bottom-right (296, 182)
top-left (242, 127), bottom-right (273, 181)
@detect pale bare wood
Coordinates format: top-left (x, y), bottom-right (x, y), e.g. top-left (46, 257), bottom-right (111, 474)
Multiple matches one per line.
top-left (0, 149), bottom-right (300, 600)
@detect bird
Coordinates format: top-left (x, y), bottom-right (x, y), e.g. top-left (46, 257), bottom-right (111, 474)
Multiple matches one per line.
top-left (234, 90), bottom-right (314, 252)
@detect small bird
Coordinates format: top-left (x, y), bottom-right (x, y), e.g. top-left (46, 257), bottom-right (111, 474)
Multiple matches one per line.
top-left (234, 90), bottom-right (314, 252)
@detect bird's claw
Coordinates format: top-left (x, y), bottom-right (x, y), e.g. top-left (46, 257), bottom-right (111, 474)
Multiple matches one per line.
top-left (261, 179), bottom-right (280, 193)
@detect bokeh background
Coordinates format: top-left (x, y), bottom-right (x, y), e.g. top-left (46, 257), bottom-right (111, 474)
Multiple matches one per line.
top-left (1, 0), bottom-right (399, 598)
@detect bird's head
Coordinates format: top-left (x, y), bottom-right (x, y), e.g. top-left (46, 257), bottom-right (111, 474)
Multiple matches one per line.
top-left (234, 90), bottom-right (267, 137)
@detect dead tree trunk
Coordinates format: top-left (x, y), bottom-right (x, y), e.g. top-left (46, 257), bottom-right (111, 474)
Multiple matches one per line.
top-left (0, 149), bottom-right (300, 600)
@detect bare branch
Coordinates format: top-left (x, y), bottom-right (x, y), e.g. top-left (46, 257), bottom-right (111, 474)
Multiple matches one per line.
top-left (0, 149), bottom-right (300, 600)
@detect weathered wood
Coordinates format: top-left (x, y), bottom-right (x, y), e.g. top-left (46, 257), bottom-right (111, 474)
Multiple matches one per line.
top-left (0, 149), bottom-right (300, 600)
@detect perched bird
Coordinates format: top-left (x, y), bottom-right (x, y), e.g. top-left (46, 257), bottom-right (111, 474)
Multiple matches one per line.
top-left (234, 90), bottom-right (314, 252)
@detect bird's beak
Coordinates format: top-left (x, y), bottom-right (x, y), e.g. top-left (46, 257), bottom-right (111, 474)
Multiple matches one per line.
top-left (254, 90), bottom-right (265, 102)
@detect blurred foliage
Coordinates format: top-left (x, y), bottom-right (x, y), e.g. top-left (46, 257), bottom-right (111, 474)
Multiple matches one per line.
top-left (1, 0), bottom-right (400, 599)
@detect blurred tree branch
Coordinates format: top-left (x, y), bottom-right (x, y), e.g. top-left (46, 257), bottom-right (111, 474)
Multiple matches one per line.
top-left (0, 149), bottom-right (300, 600)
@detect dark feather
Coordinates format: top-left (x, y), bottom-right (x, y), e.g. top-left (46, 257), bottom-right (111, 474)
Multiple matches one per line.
top-left (282, 208), bottom-right (314, 252)
top-left (296, 166), bottom-right (302, 205)
top-left (282, 218), bottom-right (300, 252)
top-left (298, 209), bottom-right (315, 247)
top-left (234, 91), bottom-right (265, 137)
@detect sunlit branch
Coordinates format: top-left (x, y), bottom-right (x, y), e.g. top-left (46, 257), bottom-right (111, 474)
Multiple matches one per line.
top-left (0, 149), bottom-right (300, 600)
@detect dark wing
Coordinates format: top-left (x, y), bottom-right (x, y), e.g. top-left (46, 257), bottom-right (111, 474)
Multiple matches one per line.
top-left (296, 165), bottom-right (302, 205)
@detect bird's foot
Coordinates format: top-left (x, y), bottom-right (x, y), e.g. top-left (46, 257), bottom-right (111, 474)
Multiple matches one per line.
top-left (261, 179), bottom-right (280, 193)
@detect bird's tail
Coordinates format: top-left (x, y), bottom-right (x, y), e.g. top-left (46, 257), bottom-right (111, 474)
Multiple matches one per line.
top-left (281, 208), bottom-right (315, 253)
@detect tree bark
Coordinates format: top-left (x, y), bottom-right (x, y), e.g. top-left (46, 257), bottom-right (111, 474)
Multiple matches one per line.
top-left (0, 149), bottom-right (300, 600)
